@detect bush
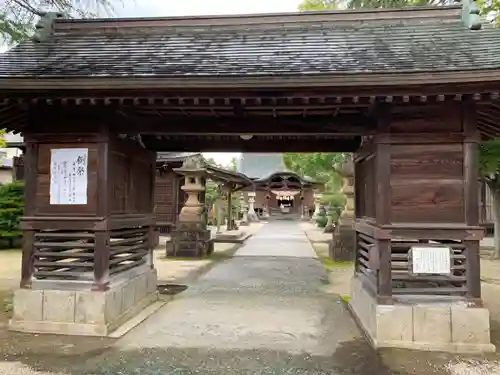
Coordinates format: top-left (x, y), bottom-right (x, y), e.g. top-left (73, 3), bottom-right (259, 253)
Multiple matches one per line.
top-left (0, 181), bottom-right (24, 248)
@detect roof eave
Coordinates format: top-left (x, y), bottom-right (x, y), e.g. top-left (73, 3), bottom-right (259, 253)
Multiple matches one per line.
top-left (1, 69), bottom-right (500, 91)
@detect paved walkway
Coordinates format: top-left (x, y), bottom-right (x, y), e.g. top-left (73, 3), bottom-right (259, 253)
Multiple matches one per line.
top-left (1, 221), bottom-right (480, 375)
top-left (87, 221), bottom-right (386, 374)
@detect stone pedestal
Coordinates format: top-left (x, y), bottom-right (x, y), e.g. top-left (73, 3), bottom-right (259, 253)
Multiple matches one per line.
top-left (10, 267), bottom-right (158, 336)
top-left (167, 222), bottom-right (212, 257)
top-left (348, 276), bottom-right (495, 353)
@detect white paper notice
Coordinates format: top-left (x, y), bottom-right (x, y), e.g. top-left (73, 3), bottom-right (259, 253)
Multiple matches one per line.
top-left (411, 246), bottom-right (451, 275)
top-left (49, 148), bottom-right (88, 205)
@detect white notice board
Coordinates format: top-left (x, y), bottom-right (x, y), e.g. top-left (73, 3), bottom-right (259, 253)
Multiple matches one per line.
top-left (411, 246), bottom-right (451, 275)
top-left (49, 148), bottom-right (88, 205)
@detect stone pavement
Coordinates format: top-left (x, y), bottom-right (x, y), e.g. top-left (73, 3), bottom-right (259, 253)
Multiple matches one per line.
top-left (3, 221), bottom-right (500, 374)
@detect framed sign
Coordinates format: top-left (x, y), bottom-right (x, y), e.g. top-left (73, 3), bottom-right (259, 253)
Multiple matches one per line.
top-left (49, 148), bottom-right (89, 205)
top-left (409, 246), bottom-right (452, 275)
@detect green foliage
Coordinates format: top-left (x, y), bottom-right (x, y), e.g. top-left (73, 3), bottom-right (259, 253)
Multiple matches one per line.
top-left (298, 0), bottom-right (339, 11)
top-left (480, 138), bottom-right (500, 189)
top-left (282, 153), bottom-right (345, 183)
top-left (315, 214), bottom-right (328, 228)
top-left (322, 192), bottom-right (346, 224)
top-left (298, 0), bottom-right (500, 23)
top-left (0, 181), bottom-right (24, 241)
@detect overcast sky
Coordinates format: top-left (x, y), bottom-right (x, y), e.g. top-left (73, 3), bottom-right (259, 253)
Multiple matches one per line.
top-left (116, 0), bottom-right (299, 18)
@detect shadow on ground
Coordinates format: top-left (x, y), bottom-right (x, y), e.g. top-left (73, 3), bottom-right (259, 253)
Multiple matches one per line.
top-left (0, 333), bottom-right (395, 375)
top-left (1, 308), bottom-right (499, 375)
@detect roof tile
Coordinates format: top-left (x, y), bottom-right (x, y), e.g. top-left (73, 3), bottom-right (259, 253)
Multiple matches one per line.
top-left (1, 8), bottom-right (499, 77)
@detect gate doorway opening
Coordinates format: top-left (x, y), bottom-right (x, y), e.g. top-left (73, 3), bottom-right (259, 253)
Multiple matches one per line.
top-left (0, 4), bottom-right (498, 353)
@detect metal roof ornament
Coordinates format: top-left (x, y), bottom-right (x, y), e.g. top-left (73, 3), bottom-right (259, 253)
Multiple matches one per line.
top-left (461, 0), bottom-right (482, 30)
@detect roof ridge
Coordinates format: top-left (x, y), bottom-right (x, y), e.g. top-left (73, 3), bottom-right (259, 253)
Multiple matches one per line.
top-left (39, 5), bottom-right (464, 36)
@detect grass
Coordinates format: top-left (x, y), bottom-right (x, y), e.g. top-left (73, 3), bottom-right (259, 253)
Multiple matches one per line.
top-left (313, 246), bottom-right (353, 271)
top-left (0, 290), bottom-right (13, 323)
top-left (340, 295), bottom-right (351, 303)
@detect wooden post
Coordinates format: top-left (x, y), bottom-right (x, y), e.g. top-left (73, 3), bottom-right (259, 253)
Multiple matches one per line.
top-left (20, 141), bottom-right (38, 288)
top-left (93, 139), bottom-right (110, 290)
top-left (375, 103), bottom-right (392, 303)
top-left (226, 185), bottom-right (233, 231)
top-left (463, 97), bottom-right (482, 302)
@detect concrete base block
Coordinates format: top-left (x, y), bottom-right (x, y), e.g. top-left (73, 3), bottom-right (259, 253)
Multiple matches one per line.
top-left (348, 276), bottom-right (496, 353)
top-left (9, 268), bottom-right (158, 337)
top-left (247, 213), bottom-right (259, 222)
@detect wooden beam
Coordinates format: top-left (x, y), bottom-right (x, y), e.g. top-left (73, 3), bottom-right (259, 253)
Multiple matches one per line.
top-left (29, 108), bottom-right (376, 136)
top-left (143, 136), bottom-right (362, 153)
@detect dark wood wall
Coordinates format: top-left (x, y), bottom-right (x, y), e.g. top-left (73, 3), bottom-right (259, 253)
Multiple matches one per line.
top-left (20, 133), bottom-right (156, 290)
top-left (353, 100), bottom-right (483, 303)
top-left (155, 169), bottom-right (183, 233)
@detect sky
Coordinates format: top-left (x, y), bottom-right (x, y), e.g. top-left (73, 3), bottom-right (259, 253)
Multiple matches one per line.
top-left (116, 0), bottom-right (300, 18)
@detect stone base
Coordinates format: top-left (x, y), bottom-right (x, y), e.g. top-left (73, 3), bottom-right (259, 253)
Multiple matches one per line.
top-left (167, 221), bottom-right (211, 257)
top-left (212, 230), bottom-right (251, 244)
top-left (329, 224), bottom-right (355, 261)
top-left (348, 276), bottom-right (496, 353)
top-left (9, 268), bottom-right (158, 337)
top-left (247, 212), bottom-right (259, 222)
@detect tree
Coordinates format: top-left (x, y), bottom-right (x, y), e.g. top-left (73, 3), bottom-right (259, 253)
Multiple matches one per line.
top-left (298, 0), bottom-right (500, 23)
top-left (0, 181), bottom-right (24, 248)
top-left (298, 0), bottom-right (339, 11)
top-left (480, 140), bottom-right (500, 257)
top-left (282, 152), bottom-right (345, 187)
top-left (1, 0), bottom-right (116, 44)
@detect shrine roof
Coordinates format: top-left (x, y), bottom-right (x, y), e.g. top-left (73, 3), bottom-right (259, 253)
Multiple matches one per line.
top-left (157, 152), bottom-right (253, 188)
top-left (0, 2), bottom-right (500, 88)
top-left (156, 152), bottom-right (200, 162)
top-left (237, 153), bottom-right (319, 186)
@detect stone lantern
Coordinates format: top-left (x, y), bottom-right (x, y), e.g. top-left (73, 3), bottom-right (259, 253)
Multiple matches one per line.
top-left (330, 153), bottom-right (355, 261)
top-left (167, 155), bottom-right (212, 257)
top-left (239, 195), bottom-right (249, 226)
top-left (311, 192), bottom-right (323, 221)
top-left (247, 191), bottom-right (259, 222)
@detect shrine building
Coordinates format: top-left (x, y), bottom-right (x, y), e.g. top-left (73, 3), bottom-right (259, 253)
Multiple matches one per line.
top-left (236, 153), bottom-right (322, 219)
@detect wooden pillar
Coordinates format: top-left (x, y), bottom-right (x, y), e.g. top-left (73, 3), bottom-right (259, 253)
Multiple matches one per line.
top-left (463, 98), bottom-right (482, 303)
top-left (20, 142), bottom-right (37, 288)
top-left (374, 103), bottom-right (392, 304)
top-left (226, 185), bottom-right (233, 231)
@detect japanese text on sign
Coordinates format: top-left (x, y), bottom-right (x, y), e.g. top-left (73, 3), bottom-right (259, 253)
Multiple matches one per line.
top-left (49, 148), bottom-right (88, 205)
top-left (411, 246), bottom-right (451, 275)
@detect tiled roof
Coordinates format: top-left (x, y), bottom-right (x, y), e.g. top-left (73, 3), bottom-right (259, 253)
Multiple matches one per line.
top-left (156, 152), bottom-right (200, 162)
top-left (0, 5), bottom-right (499, 78)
